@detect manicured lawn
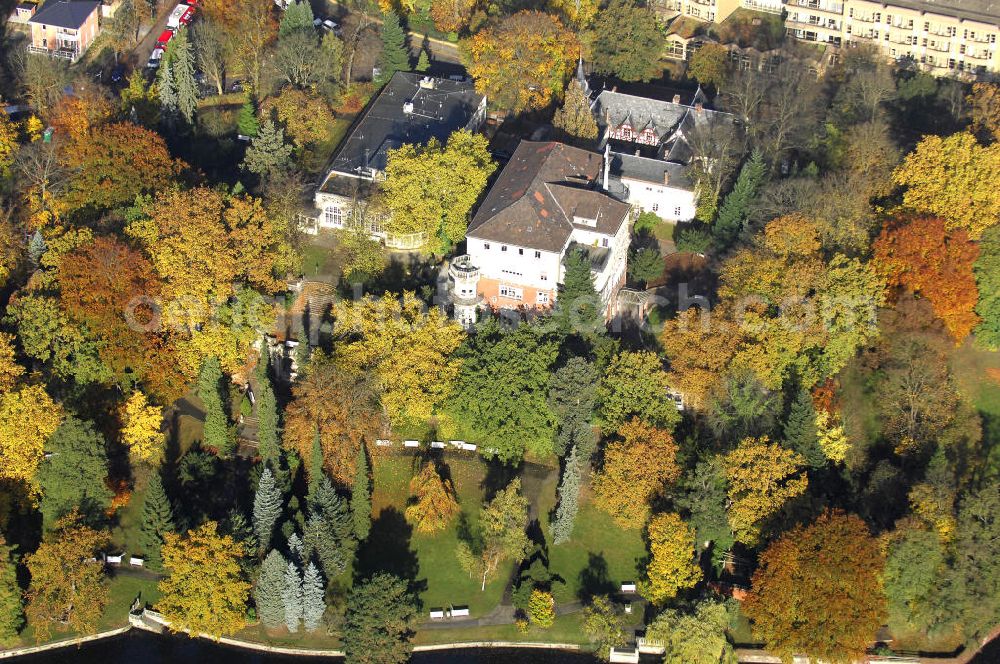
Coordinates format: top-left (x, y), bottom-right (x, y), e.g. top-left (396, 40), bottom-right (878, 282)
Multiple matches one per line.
top-left (412, 612), bottom-right (590, 646)
top-left (370, 455), bottom-right (508, 617)
top-left (103, 573), bottom-right (161, 630)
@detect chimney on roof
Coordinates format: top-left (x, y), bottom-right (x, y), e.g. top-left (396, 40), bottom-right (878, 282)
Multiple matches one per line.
top-left (635, 148), bottom-right (640, 157)
top-left (603, 143), bottom-right (610, 191)
top-left (663, 170), bottom-right (670, 185)
top-left (672, 94), bottom-right (681, 104)
top-left (695, 102), bottom-right (704, 114)
top-left (403, 100), bottom-right (414, 114)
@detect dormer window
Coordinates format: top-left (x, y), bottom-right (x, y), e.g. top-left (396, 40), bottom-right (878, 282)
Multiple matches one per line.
top-left (573, 215), bottom-right (598, 227)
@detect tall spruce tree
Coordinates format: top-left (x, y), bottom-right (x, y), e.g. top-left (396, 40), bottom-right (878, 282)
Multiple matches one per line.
top-left (553, 80), bottom-right (598, 145)
top-left (307, 427), bottom-right (323, 501)
top-left (237, 95), bottom-right (260, 137)
top-left (157, 55), bottom-right (178, 121)
top-left (351, 446), bottom-right (371, 540)
top-left (242, 118), bottom-right (293, 176)
top-left (256, 358), bottom-right (280, 467)
top-left (138, 474), bottom-right (175, 570)
top-left (711, 149), bottom-right (765, 250)
top-left (549, 357), bottom-right (599, 459)
top-left (169, 26), bottom-right (197, 124)
top-left (551, 445), bottom-right (582, 545)
top-left (282, 561), bottom-right (303, 633)
top-left (279, 0), bottom-right (314, 37)
top-left (198, 357), bottom-right (230, 455)
top-left (783, 388), bottom-right (825, 469)
top-left (554, 248), bottom-right (603, 335)
top-left (253, 467), bottom-right (283, 554)
top-left (303, 513), bottom-right (346, 577)
top-left (311, 475), bottom-right (354, 545)
top-left (0, 537), bottom-right (23, 645)
top-left (378, 11), bottom-right (410, 84)
top-left (287, 532), bottom-right (304, 563)
top-left (301, 561), bottom-right (326, 632)
top-left (255, 549), bottom-right (288, 630)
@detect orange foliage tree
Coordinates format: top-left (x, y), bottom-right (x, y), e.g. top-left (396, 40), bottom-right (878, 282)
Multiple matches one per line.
top-left (592, 418), bottom-right (680, 528)
top-left (464, 11), bottom-right (578, 113)
top-left (660, 306), bottom-right (743, 410)
top-left (48, 86), bottom-right (116, 146)
top-left (405, 462), bottom-right (460, 534)
top-left (743, 510), bottom-right (886, 664)
top-left (283, 358), bottom-right (386, 486)
top-left (873, 215), bottom-right (981, 342)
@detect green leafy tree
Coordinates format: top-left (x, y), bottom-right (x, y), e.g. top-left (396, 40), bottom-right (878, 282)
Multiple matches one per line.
top-left (198, 357), bottom-right (230, 455)
top-left (528, 589), bottom-right (555, 627)
top-left (553, 79), bottom-right (599, 144)
top-left (301, 561), bottom-right (326, 631)
top-left (278, 0), bottom-right (314, 36)
top-left (712, 150), bottom-right (766, 249)
top-left (0, 537), bottom-right (22, 646)
top-left (884, 528), bottom-right (950, 638)
top-left (378, 11), bottom-right (410, 84)
top-left (343, 572), bottom-right (418, 664)
top-left (253, 467), bottom-right (283, 554)
top-left (674, 227), bottom-right (713, 254)
top-left (121, 70), bottom-right (160, 126)
top-left (352, 446), bottom-right (371, 540)
top-left (590, 0), bottom-right (663, 81)
top-left (782, 388), bottom-right (825, 469)
top-left (242, 118), bottom-right (293, 176)
top-left (975, 225), bottom-right (1000, 348)
top-left (138, 474), bottom-right (176, 570)
top-left (555, 248), bottom-right (603, 335)
top-left (237, 95), bottom-right (259, 137)
top-left (36, 416), bottom-right (113, 529)
top-left (551, 445), bottom-right (581, 545)
top-left (687, 43), bottom-right (728, 89)
top-left (254, 549), bottom-right (288, 630)
top-left (255, 359), bottom-right (280, 466)
top-left (599, 350), bottom-right (679, 431)
top-left (549, 356), bottom-right (598, 459)
top-left (628, 246), bottom-right (663, 286)
top-left (582, 595), bottom-right (627, 660)
top-left (674, 457), bottom-right (733, 570)
top-left (282, 560), bottom-right (303, 632)
top-left (457, 479), bottom-right (531, 591)
top-left (448, 319), bottom-right (558, 463)
top-left (647, 600), bottom-right (736, 664)
top-left (947, 484), bottom-right (1000, 641)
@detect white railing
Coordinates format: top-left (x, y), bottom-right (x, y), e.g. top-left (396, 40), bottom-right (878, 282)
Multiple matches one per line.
top-left (26, 44), bottom-right (79, 61)
top-left (384, 231), bottom-right (427, 251)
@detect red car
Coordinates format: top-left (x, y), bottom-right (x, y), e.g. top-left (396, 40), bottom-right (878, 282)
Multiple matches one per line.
top-left (156, 29), bottom-right (173, 48)
top-left (178, 5), bottom-right (195, 25)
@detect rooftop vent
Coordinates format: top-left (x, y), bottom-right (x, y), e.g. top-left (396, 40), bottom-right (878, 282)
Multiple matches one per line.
top-left (403, 101), bottom-right (414, 114)
top-left (419, 76), bottom-right (436, 90)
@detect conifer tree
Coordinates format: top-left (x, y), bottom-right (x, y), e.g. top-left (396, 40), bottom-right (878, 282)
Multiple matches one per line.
top-left (303, 513), bottom-right (346, 577)
top-left (138, 474), bottom-right (175, 570)
top-left (378, 11), bottom-right (410, 84)
top-left (301, 561), bottom-right (326, 632)
top-left (555, 248), bottom-right (603, 335)
top-left (253, 468), bottom-right (283, 554)
top-left (198, 357), bottom-right (230, 455)
top-left (553, 80), bottom-right (598, 144)
top-left (307, 427), bottom-right (323, 500)
top-left (549, 356), bottom-right (599, 459)
top-left (237, 95), bottom-right (260, 137)
top-left (351, 446), bottom-right (371, 540)
top-left (27, 230), bottom-right (46, 266)
top-left (157, 60), bottom-right (178, 121)
top-left (279, 0), bottom-right (314, 37)
top-left (415, 49), bottom-right (430, 73)
top-left (551, 445), bottom-right (581, 545)
top-left (783, 389), bottom-right (825, 469)
top-left (712, 149), bottom-right (765, 250)
top-left (287, 532), bottom-right (304, 563)
top-left (256, 358), bottom-right (280, 467)
top-left (311, 475), bottom-right (354, 544)
top-left (0, 537), bottom-right (23, 645)
top-left (242, 118), bottom-right (293, 176)
top-left (169, 26), bottom-right (198, 124)
top-left (254, 549), bottom-right (288, 630)
top-left (282, 561), bottom-right (303, 633)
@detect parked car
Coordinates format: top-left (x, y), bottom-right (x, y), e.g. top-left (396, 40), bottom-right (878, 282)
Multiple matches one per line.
top-left (110, 65), bottom-right (125, 83)
top-left (147, 47), bottom-right (164, 69)
top-left (156, 29), bottom-right (173, 48)
top-left (314, 17), bottom-right (339, 32)
top-left (178, 5), bottom-right (195, 25)
top-left (166, 3), bottom-right (188, 29)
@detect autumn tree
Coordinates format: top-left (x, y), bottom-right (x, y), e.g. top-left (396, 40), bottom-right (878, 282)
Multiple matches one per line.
top-left (63, 122), bottom-right (184, 214)
top-left (157, 521), bottom-right (251, 637)
top-left (262, 89), bottom-right (336, 149)
top-left (382, 130), bottom-right (495, 248)
top-left (892, 131), bottom-right (1000, 239)
top-left (283, 358), bottom-right (385, 486)
top-left (641, 512), bottom-right (701, 605)
top-left (0, 537), bottom-right (21, 645)
top-left (723, 437), bottom-right (807, 545)
top-left (464, 11), bottom-right (578, 113)
top-left (0, 333), bottom-right (23, 394)
top-left (334, 292), bottom-right (465, 426)
top-left (343, 573), bottom-right (418, 664)
top-left (36, 416), bottom-right (113, 528)
top-left (582, 595), bottom-right (627, 659)
top-left (593, 419), bottom-right (680, 528)
top-left (430, 0), bottom-right (476, 33)
top-left (646, 600), bottom-right (736, 664)
top-left (743, 511), bottom-right (885, 663)
top-left (448, 319), bottom-right (558, 463)
top-left (590, 0), bottom-right (663, 82)
top-left (660, 307), bottom-right (742, 410)
top-left (553, 79), bottom-right (598, 145)
top-left (528, 589), bottom-right (555, 628)
top-left (687, 43), bottom-right (728, 90)
top-left (48, 86), bottom-right (116, 147)
top-left (405, 462), bottom-right (460, 534)
top-left (223, 0), bottom-right (277, 93)
top-left (874, 215), bottom-right (980, 342)
top-left (599, 351), bottom-right (679, 431)
top-left (0, 385), bottom-right (62, 486)
top-left (120, 70), bottom-right (160, 127)
top-left (121, 390), bottom-right (164, 465)
top-left (967, 82), bottom-right (1000, 142)
top-left (24, 512), bottom-right (109, 642)
top-left (457, 479), bottom-right (531, 591)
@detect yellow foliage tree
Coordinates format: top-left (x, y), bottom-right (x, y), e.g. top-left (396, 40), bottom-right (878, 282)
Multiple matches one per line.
top-left (405, 462), bottom-right (460, 534)
top-left (24, 115), bottom-right (44, 142)
top-left (0, 114), bottom-right (18, 177)
top-left (641, 512), bottom-right (702, 605)
top-left (528, 589), bottom-right (556, 628)
top-left (120, 391), bottom-right (164, 465)
top-left (262, 89), bottom-right (335, 149)
top-left (157, 522), bottom-right (250, 638)
top-left (335, 292), bottom-right (464, 426)
top-left (0, 333), bottom-right (24, 393)
top-left (815, 410), bottom-right (850, 463)
top-left (660, 307), bottom-right (742, 409)
top-left (968, 82), bottom-right (1000, 142)
top-left (908, 482), bottom-right (956, 543)
top-left (0, 385), bottom-right (63, 486)
top-left (592, 419), bottom-right (680, 529)
top-left (723, 437), bottom-right (808, 545)
top-left (892, 132), bottom-right (1000, 239)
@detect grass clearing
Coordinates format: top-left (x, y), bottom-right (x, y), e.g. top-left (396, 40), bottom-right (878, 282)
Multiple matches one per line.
top-left (412, 612), bottom-right (589, 646)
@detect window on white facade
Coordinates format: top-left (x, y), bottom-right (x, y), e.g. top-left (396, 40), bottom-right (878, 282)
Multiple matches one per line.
top-left (499, 285), bottom-right (523, 300)
top-left (324, 205), bottom-right (343, 227)
top-left (674, 207), bottom-right (682, 216)
top-left (534, 251), bottom-right (541, 259)
top-left (540, 273), bottom-right (548, 281)
top-left (537, 292), bottom-right (550, 305)
top-left (518, 248), bottom-right (524, 255)
top-left (602, 238), bottom-right (609, 248)
top-left (501, 245), bottom-right (508, 252)
top-left (652, 203), bottom-right (659, 212)
top-left (484, 242), bottom-right (490, 250)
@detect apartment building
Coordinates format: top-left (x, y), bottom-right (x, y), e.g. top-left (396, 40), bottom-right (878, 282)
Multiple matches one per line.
top-left (657, 0), bottom-right (781, 26)
top-left (786, 0), bottom-right (1000, 77)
